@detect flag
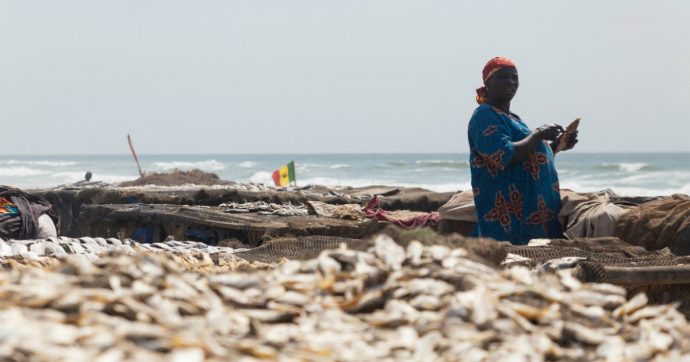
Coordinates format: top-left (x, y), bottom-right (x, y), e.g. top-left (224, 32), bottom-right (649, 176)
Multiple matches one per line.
top-left (272, 161), bottom-right (296, 187)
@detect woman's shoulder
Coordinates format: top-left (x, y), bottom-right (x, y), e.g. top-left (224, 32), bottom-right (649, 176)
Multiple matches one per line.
top-left (470, 104), bottom-right (501, 124)
top-left (472, 104), bottom-right (494, 115)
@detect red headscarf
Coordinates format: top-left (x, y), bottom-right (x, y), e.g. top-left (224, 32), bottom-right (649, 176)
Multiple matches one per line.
top-left (476, 57), bottom-right (516, 104)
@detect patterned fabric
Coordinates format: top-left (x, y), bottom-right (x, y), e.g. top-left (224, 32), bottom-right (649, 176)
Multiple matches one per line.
top-left (468, 104), bottom-right (562, 244)
top-left (475, 56), bottom-right (517, 104)
top-left (0, 197), bottom-right (19, 219)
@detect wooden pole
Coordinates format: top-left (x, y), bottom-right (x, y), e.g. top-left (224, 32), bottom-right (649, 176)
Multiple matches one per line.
top-left (575, 263), bottom-right (690, 286)
top-left (127, 134), bottom-right (144, 177)
top-left (603, 265), bottom-right (690, 286)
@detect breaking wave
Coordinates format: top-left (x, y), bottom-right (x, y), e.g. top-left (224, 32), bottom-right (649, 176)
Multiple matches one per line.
top-left (329, 164), bottom-right (350, 169)
top-left (0, 160), bottom-right (78, 167)
top-left (415, 160), bottom-right (469, 168)
top-left (238, 161), bottom-right (256, 168)
top-left (597, 162), bottom-right (652, 173)
top-left (0, 167), bottom-right (48, 177)
top-left (249, 171), bottom-right (273, 184)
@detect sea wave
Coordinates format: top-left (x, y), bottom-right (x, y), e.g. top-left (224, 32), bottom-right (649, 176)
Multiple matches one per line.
top-left (249, 171), bottom-right (273, 184)
top-left (597, 162), bottom-right (651, 173)
top-left (151, 160), bottom-right (226, 172)
top-left (380, 160), bottom-right (468, 169)
top-left (415, 160), bottom-right (469, 168)
top-left (295, 163), bottom-right (322, 172)
top-left (329, 164), bottom-right (350, 169)
top-left (0, 167), bottom-right (49, 177)
top-left (50, 171), bottom-right (93, 182)
top-left (559, 174), bottom-right (690, 196)
top-left (293, 177), bottom-right (470, 193)
top-left (298, 177), bottom-right (388, 188)
top-left (385, 161), bottom-right (409, 167)
top-left (238, 161), bottom-right (256, 168)
top-left (0, 160), bottom-right (78, 167)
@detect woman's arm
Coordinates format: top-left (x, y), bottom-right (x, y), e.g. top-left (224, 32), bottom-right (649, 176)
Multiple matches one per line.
top-left (508, 124), bottom-right (563, 166)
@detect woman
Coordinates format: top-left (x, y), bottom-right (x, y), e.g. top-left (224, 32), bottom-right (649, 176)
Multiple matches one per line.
top-left (468, 57), bottom-right (577, 244)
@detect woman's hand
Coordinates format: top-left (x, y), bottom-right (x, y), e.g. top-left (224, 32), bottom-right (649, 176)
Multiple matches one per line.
top-left (558, 130), bottom-right (579, 152)
top-left (509, 124), bottom-right (563, 166)
top-left (551, 129), bottom-right (579, 153)
top-left (536, 124), bottom-right (564, 142)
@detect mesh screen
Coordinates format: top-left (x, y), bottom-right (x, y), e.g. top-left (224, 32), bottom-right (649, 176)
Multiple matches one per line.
top-left (233, 236), bottom-right (369, 263)
top-left (506, 245), bottom-right (690, 268)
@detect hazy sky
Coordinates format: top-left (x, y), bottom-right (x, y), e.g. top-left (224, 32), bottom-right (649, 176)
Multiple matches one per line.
top-left (1, 1), bottom-right (689, 154)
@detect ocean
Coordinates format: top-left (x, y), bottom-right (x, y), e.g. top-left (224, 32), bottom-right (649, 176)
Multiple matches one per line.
top-left (1, 153), bottom-right (688, 197)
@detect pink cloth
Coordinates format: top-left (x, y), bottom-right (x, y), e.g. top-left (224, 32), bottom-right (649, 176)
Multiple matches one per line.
top-left (363, 196), bottom-right (441, 229)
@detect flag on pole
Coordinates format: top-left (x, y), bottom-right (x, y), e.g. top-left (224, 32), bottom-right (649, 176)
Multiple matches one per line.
top-left (272, 161), bottom-right (296, 187)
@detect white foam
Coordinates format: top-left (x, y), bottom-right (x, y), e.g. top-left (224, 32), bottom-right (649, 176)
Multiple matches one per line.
top-left (0, 160), bottom-right (78, 167)
top-left (291, 177), bottom-right (471, 193)
top-left (598, 162), bottom-right (650, 173)
top-left (617, 162), bottom-right (649, 173)
top-left (151, 160), bottom-right (226, 172)
top-left (50, 171), bottom-right (91, 182)
top-left (415, 160), bottom-right (469, 166)
top-left (238, 161), bottom-right (256, 168)
top-left (329, 164), bottom-right (350, 169)
top-left (0, 167), bottom-right (48, 177)
top-left (560, 178), bottom-right (685, 197)
top-left (295, 163), bottom-right (320, 172)
top-left (249, 171), bottom-right (273, 184)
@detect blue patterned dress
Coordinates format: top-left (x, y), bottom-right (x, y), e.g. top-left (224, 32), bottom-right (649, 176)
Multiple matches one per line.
top-left (467, 104), bottom-right (563, 244)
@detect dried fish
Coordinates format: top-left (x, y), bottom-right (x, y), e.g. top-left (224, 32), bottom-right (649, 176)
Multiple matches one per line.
top-left (0, 234), bottom-right (687, 361)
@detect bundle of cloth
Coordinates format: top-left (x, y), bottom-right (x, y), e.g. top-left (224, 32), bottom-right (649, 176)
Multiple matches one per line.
top-left (0, 186), bottom-right (58, 240)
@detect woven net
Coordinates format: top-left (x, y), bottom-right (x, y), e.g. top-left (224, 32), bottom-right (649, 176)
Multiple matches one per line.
top-left (233, 236), bottom-right (370, 263)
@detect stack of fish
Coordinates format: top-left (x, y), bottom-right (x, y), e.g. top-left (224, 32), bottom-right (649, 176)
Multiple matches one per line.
top-left (0, 235), bottom-right (688, 360)
top-left (219, 201), bottom-right (308, 216)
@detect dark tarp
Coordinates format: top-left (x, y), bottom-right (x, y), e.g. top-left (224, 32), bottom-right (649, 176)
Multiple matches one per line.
top-left (0, 186), bottom-right (56, 239)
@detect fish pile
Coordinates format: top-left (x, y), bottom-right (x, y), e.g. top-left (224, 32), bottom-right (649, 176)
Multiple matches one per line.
top-left (0, 238), bottom-right (261, 272)
top-left (219, 201), bottom-right (308, 216)
top-left (0, 237), bottom-right (245, 261)
top-left (0, 237), bottom-right (136, 262)
top-left (0, 235), bottom-right (689, 361)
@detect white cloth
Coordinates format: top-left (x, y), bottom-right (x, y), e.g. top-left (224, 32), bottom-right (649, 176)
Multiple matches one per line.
top-left (36, 214), bottom-right (58, 239)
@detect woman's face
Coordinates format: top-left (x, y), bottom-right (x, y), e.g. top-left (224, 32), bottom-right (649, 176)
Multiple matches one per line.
top-left (485, 67), bottom-right (519, 102)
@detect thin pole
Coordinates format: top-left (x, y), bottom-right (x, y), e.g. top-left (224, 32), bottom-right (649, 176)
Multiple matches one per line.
top-left (127, 134), bottom-right (144, 177)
